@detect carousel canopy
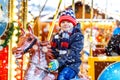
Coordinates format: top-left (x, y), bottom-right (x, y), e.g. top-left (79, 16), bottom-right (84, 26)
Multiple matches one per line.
top-left (28, 0), bottom-right (79, 21)
top-left (28, 0), bottom-right (120, 21)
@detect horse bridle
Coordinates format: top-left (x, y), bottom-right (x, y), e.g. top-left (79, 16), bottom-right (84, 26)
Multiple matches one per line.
top-left (23, 38), bottom-right (50, 72)
top-left (24, 38), bottom-right (37, 53)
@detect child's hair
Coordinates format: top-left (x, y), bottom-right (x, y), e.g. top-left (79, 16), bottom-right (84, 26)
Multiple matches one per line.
top-left (59, 8), bottom-right (77, 26)
top-left (115, 20), bottom-right (120, 27)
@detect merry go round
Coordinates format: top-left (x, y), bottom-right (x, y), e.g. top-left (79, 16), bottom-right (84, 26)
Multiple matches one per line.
top-left (0, 0), bottom-right (120, 80)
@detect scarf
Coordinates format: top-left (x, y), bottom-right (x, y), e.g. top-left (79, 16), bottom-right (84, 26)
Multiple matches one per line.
top-left (51, 27), bottom-right (80, 55)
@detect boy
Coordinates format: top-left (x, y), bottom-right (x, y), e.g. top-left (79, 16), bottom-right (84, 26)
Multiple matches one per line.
top-left (48, 8), bottom-right (84, 80)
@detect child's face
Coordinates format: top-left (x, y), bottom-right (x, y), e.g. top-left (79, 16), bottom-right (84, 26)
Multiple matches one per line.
top-left (60, 21), bottom-right (74, 31)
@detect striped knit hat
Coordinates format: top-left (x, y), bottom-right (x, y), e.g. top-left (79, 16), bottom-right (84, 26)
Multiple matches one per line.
top-left (59, 8), bottom-right (77, 26)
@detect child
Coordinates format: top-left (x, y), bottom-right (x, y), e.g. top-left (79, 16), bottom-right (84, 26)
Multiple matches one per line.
top-left (48, 8), bottom-right (84, 80)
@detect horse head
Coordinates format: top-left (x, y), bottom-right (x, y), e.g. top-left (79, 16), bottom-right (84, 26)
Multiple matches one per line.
top-left (12, 24), bottom-right (38, 58)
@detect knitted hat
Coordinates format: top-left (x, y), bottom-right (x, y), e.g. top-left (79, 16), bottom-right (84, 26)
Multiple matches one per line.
top-left (59, 8), bottom-right (77, 26)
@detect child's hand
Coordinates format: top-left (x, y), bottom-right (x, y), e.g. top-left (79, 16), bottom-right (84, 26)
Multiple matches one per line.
top-left (48, 59), bottom-right (59, 71)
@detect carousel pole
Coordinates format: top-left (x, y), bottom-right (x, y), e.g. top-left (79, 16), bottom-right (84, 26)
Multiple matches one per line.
top-left (88, 1), bottom-right (94, 79)
top-left (8, 0), bottom-right (14, 80)
top-left (72, 0), bottom-right (75, 13)
top-left (82, 0), bottom-right (85, 19)
top-left (82, 0), bottom-right (85, 33)
top-left (22, 0), bottom-right (28, 29)
top-left (90, 0), bottom-right (94, 56)
top-left (8, 0), bottom-right (28, 79)
top-left (22, 0), bottom-right (28, 79)
top-left (47, 0), bottom-right (62, 41)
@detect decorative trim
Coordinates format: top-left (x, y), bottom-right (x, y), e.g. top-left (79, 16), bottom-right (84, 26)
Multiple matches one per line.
top-left (0, 23), bottom-right (14, 49)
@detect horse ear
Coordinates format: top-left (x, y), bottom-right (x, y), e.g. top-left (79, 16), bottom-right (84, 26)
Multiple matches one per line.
top-left (27, 24), bottom-right (33, 34)
top-left (20, 28), bottom-right (25, 36)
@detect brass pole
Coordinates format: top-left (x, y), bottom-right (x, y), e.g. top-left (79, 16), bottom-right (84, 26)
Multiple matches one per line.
top-left (8, 0), bottom-right (14, 80)
top-left (22, 0), bottom-right (28, 29)
top-left (90, 0), bottom-right (93, 56)
top-left (105, 0), bottom-right (108, 19)
top-left (72, 0), bottom-right (75, 13)
top-left (82, 0), bottom-right (85, 19)
top-left (47, 0), bottom-right (62, 41)
top-left (22, 0), bottom-right (28, 79)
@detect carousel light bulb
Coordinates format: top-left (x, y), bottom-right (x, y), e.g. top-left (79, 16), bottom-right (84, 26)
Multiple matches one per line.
top-left (14, 37), bottom-right (18, 42)
top-left (16, 69), bottom-right (21, 74)
top-left (14, 22), bottom-right (18, 27)
top-left (14, 1), bottom-right (18, 6)
top-left (12, 63), bottom-right (18, 69)
top-left (20, 7), bottom-right (22, 11)
top-left (14, 8), bottom-right (18, 13)
top-left (16, 76), bottom-right (21, 80)
top-left (13, 16), bottom-right (18, 21)
top-left (12, 43), bottom-right (17, 47)
top-left (14, 29), bottom-right (18, 34)
top-left (12, 36), bottom-right (18, 41)
top-left (13, 70), bottom-right (17, 75)
top-left (19, 13), bottom-right (22, 16)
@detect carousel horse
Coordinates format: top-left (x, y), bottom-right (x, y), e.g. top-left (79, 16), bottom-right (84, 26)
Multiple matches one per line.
top-left (12, 25), bottom-right (58, 80)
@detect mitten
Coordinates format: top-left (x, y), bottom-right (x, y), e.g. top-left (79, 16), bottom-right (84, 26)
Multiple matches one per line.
top-left (48, 59), bottom-right (59, 71)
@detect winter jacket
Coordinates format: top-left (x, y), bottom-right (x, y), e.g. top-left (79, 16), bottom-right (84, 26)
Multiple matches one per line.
top-left (106, 34), bottom-right (120, 56)
top-left (113, 27), bottom-right (120, 35)
top-left (51, 23), bottom-right (84, 74)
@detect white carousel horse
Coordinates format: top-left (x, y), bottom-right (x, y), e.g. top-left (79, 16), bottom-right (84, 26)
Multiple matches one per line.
top-left (12, 25), bottom-right (58, 80)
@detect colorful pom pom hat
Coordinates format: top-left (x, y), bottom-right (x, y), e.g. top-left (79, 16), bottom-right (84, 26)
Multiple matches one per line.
top-left (59, 8), bottom-right (77, 26)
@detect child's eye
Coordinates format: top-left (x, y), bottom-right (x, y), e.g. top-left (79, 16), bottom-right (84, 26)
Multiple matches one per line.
top-left (61, 21), bottom-right (66, 23)
top-left (62, 21), bottom-right (70, 23)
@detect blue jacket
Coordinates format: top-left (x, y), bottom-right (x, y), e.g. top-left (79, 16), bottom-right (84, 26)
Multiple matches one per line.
top-left (51, 23), bottom-right (84, 73)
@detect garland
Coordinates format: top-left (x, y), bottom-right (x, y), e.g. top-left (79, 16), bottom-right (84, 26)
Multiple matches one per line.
top-left (0, 23), bottom-right (14, 49)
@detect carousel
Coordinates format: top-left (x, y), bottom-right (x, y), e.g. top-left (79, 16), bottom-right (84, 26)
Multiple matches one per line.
top-left (0, 0), bottom-right (120, 80)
